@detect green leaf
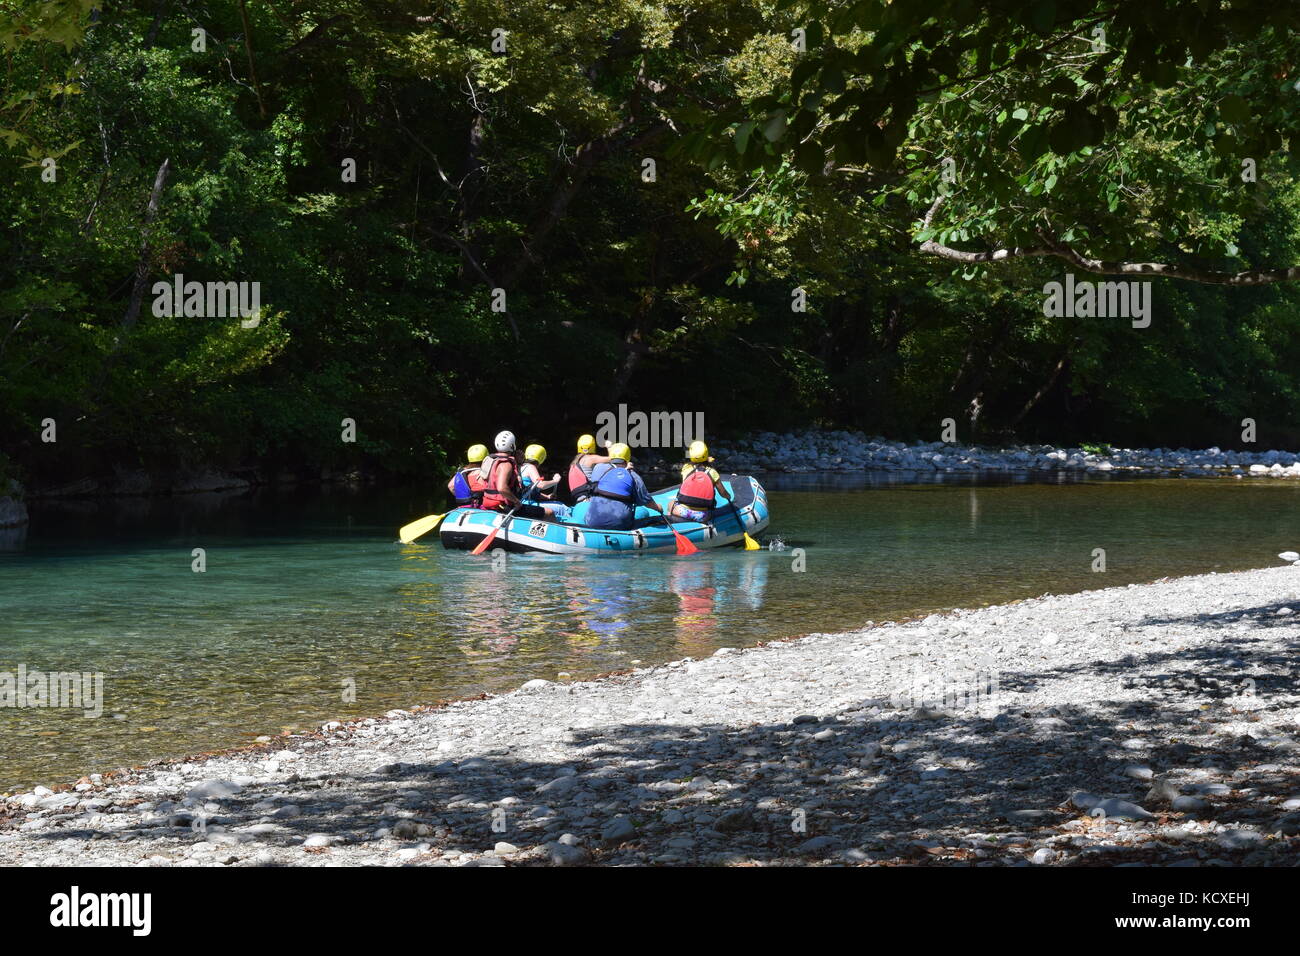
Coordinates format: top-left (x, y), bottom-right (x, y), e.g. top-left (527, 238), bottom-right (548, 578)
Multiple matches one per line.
top-left (735, 121), bottom-right (755, 154)
top-left (762, 112), bottom-right (789, 143)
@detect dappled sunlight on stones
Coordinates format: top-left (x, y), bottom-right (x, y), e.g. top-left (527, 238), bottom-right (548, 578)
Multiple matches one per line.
top-left (2, 567), bottom-right (1299, 866)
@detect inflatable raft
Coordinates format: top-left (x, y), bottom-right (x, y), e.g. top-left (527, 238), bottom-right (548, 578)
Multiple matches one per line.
top-left (440, 475), bottom-right (769, 555)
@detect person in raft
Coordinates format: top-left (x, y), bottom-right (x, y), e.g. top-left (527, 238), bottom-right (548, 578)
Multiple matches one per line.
top-left (670, 440), bottom-right (733, 522)
top-left (479, 431), bottom-right (562, 520)
top-left (569, 442), bottom-right (665, 530)
top-left (520, 444), bottom-right (562, 500)
top-left (566, 433), bottom-right (612, 503)
top-left (447, 443), bottom-right (489, 508)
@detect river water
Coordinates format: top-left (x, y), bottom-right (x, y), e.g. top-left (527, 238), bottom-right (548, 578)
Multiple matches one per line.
top-left (2, 472), bottom-right (1298, 791)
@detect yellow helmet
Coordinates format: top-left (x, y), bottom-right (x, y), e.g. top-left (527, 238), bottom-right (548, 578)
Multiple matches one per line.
top-left (608, 442), bottom-right (632, 462)
top-left (524, 443), bottom-right (546, 465)
top-left (688, 440), bottom-right (711, 463)
top-left (577, 434), bottom-right (596, 454)
top-left (466, 444), bottom-right (488, 464)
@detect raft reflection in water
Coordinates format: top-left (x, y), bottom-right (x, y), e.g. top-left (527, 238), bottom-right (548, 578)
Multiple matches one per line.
top-left (396, 547), bottom-right (770, 679)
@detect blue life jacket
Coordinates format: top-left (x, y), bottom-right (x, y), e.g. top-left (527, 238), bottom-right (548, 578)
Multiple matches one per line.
top-left (592, 464), bottom-right (635, 505)
top-left (451, 470), bottom-right (474, 506)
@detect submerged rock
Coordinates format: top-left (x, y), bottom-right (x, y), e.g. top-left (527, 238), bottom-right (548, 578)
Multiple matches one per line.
top-left (0, 494), bottom-right (27, 528)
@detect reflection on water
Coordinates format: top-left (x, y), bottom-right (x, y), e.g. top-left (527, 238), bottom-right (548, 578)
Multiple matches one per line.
top-left (393, 544), bottom-right (769, 667)
top-left (2, 474), bottom-right (1299, 790)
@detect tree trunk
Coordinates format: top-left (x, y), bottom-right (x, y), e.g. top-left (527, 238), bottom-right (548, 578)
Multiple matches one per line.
top-left (122, 158), bottom-right (171, 330)
top-left (609, 321), bottom-right (652, 403)
top-left (1009, 341), bottom-right (1076, 429)
top-left (457, 112), bottom-right (487, 281)
top-left (144, 0), bottom-right (168, 46)
top-left (238, 0), bottom-right (267, 118)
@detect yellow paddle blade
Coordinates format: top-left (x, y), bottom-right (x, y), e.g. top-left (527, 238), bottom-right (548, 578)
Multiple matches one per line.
top-left (398, 513), bottom-right (445, 544)
top-left (742, 532), bottom-right (760, 551)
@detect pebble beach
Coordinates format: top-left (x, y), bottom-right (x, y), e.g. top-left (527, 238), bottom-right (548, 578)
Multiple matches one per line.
top-left (3, 565), bottom-right (1299, 867)
top-left (710, 430), bottom-right (1300, 478)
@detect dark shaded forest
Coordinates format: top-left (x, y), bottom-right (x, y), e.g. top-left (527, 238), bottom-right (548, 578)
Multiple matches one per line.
top-left (4, 0), bottom-right (1300, 490)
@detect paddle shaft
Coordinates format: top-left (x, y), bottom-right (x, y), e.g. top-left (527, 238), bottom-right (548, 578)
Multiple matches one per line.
top-left (471, 503), bottom-right (521, 555)
top-left (727, 497), bottom-right (760, 549)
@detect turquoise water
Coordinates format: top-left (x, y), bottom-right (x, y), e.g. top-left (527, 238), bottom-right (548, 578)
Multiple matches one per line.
top-left (2, 474), bottom-right (1300, 791)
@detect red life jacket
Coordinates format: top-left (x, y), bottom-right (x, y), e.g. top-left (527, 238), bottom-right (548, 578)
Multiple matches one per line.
top-left (480, 453), bottom-right (520, 511)
top-left (568, 455), bottom-right (597, 500)
top-left (464, 467), bottom-right (487, 507)
top-left (676, 465), bottom-right (717, 510)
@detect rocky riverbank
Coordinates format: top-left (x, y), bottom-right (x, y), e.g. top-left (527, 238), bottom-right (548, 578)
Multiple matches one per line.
top-left (3, 565), bottom-right (1299, 867)
top-left (0, 479), bottom-right (25, 528)
top-left (28, 466), bottom-right (378, 500)
top-left (713, 429), bottom-right (1300, 479)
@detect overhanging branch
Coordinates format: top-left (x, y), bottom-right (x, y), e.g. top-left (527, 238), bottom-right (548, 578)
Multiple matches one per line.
top-left (918, 195), bottom-right (1300, 285)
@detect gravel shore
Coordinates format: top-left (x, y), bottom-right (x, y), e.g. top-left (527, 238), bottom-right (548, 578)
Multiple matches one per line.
top-left (714, 429), bottom-right (1300, 479)
top-left (3, 566), bottom-right (1299, 867)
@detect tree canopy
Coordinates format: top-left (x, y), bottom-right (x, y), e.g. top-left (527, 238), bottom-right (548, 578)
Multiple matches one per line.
top-left (688, 0), bottom-right (1300, 282)
top-left (3, 1), bottom-right (1300, 492)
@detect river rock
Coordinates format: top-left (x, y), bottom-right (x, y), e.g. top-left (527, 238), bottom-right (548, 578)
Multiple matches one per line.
top-left (170, 471), bottom-right (250, 494)
top-left (1217, 829), bottom-right (1265, 850)
top-left (716, 807), bottom-right (757, 832)
top-left (601, 816), bottom-right (636, 843)
top-left (0, 495), bottom-right (28, 528)
top-left (1274, 813), bottom-right (1300, 836)
top-left (797, 836), bottom-right (838, 855)
top-left (187, 780), bottom-right (243, 801)
top-left (1070, 792), bottom-right (1154, 821)
top-left (546, 842), bottom-right (590, 866)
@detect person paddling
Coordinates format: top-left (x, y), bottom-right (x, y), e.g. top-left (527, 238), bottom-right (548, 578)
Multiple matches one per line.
top-left (577, 443), bottom-right (664, 530)
top-left (480, 431), bottom-right (557, 520)
top-left (447, 443), bottom-right (489, 508)
top-left (670, 440), bottom-right (732, 522)
top-left (566, 434), bottom-right (611, 504)
top-left (520, 444), bottom-right (561, 500)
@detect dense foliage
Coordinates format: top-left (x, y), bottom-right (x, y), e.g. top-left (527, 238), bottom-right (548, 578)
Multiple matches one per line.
top-left (3, 1), bottom-right (1300, 490)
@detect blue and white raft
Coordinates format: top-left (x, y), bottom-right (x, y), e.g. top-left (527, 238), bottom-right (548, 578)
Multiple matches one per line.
top-left (440, 475), bottom-right (769, 555)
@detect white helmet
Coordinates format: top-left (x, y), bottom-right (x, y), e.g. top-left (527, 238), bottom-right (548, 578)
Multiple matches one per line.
top-left (494, 430), bottom-right (517, 453)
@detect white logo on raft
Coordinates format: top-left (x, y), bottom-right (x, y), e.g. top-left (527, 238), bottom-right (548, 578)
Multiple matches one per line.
top-left (594, 405), bottom-right (704, 449)
top-left (49, 886), bottom-right (152, 936)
